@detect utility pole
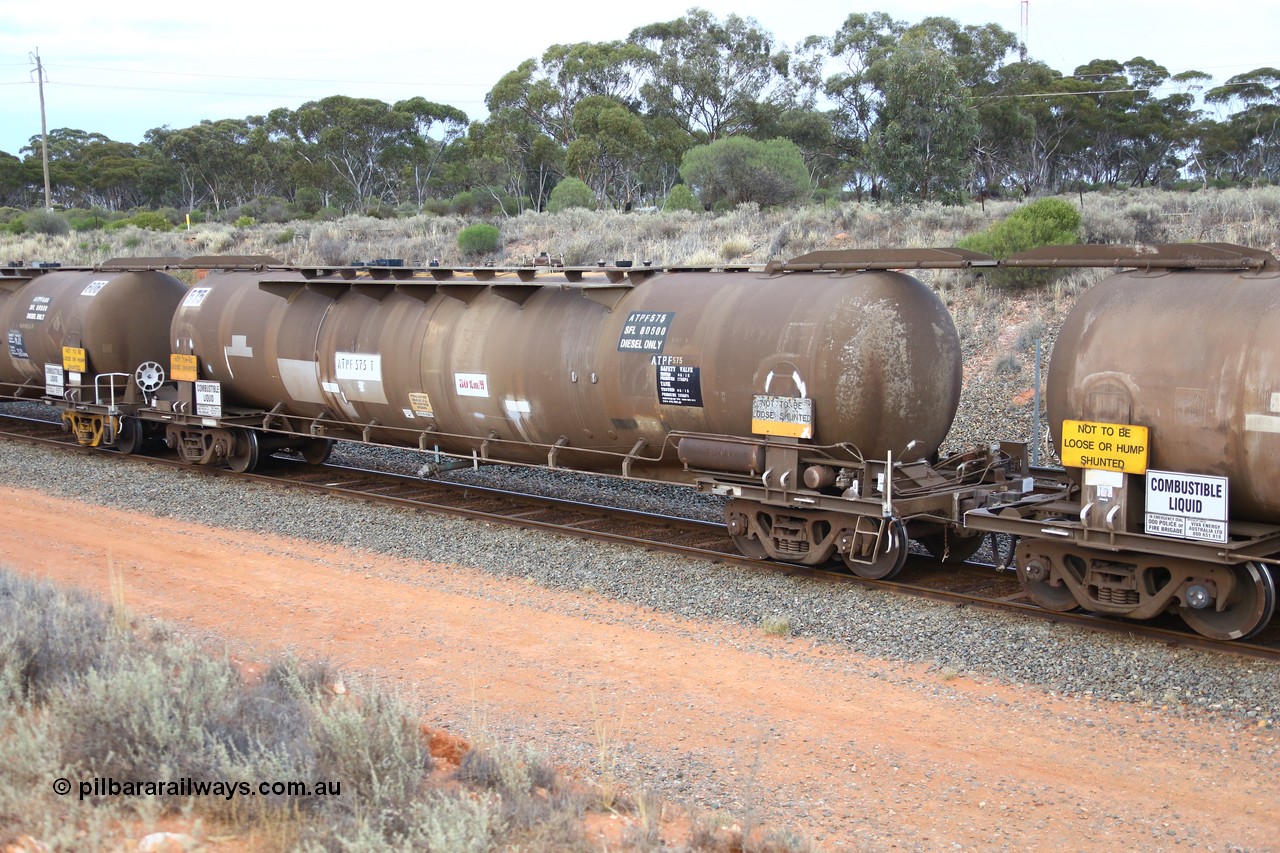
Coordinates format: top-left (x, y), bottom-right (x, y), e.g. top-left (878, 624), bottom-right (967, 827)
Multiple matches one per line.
top-left (31, 48), bottom-right (52, 210)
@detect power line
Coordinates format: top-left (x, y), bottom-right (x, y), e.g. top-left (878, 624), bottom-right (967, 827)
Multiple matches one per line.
top-left (47, 62), bottom-right (495, 89)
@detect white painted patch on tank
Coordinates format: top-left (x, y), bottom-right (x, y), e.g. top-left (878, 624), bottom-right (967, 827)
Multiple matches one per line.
top-left (278, 358), bottom-right (325, 405)
top-left (1244, 414), bottom-right (1280, 434)
top-left (223, 334), bottom-right (253, 379)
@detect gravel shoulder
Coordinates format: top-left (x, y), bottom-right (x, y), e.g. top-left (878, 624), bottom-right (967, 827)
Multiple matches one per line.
top-left (1, 442), bottom-right (1278, 851)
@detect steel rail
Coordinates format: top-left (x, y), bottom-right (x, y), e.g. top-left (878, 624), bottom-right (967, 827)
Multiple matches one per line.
top-left (1, 409), bottom-right (1277, 662)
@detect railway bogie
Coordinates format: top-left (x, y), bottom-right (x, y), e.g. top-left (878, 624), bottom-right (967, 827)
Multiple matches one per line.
top-left (4, 242), bottom-right (1280, 641)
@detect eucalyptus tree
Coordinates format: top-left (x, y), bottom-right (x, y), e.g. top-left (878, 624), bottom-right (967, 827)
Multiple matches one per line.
top-left (565, 95), bottom-right (653, 207)
top-left (149, 120), bottom-right (262, 212)
top-left (629, 8), bottom-right (792, 141)
top-left (393, 97), bottom-right (469, 209)
top-left (487, 41), bottom-right (652, 147)
top-left (806, 12), bottom-right (902, 199)
top-left (1204, 68), bottom-right (1280, 183)
top-left (283, 96), bottom-right (415, 210)
top-left (868, 34), bottom-right (978, 203)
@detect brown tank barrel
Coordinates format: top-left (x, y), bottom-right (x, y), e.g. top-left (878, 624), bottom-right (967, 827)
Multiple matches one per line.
top-left (171, 269), bottom-right (333, 417)
top-left (0, 269), bottom-right (186, 389)
top-left (1047, 265), bottom-right (1280, 521)
top-left (178, 266), bottom-right (961, 470)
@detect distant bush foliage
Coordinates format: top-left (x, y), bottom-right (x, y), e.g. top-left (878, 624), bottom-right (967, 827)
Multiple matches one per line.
top-left (22, 208), bottom-right (70, 236)
top-left (679, 137), bottom-right (811, 209)
top-left (547, 177), bottom-right (597, 213)
top-left (663, 184), bottom-right (702, 213)
top-left (457, 222), bottom-right (501, 255)
top-left (127, 211), bottom-right (171, 232)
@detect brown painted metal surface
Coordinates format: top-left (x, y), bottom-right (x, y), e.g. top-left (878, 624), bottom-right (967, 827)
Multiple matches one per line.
top-left (1048, 265), bottom-right (1280, 521)
top-left (177, 265), bottom-right (962, 471)
top-left (0, 269), bottom-right (186, 391)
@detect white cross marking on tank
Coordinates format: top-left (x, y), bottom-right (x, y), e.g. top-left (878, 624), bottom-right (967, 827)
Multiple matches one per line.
top-left (224, 335), bottom-right (253, 379)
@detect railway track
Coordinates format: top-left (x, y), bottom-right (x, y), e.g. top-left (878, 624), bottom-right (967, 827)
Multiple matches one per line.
top-left (3, 406), bottom-right (1279, 661)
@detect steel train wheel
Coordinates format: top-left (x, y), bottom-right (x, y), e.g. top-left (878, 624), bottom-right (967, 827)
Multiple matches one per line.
top-left (1023, 577), bottom-right (1081, 611)
top-left (226, 430), bottom-right (260, 473)
top-left (919, 531), bottom-right (987, 564)
top-left (842, 519), bottom-right (908, 580)
top-left (115, 416), bottom-right (144, 455)
top-left (1018, 556), bottom-right (1080, 612)
top-left (300, 438), bottom-right (335, 465)
top-left (730, 532), bottom-right (770, 560)
top-left (1180, 562), bottom-right (1277, 641)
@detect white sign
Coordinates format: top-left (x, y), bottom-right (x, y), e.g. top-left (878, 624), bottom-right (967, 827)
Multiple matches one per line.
top-left (335, 352), bottom-right (382, 382)
top-left (44, 363), bottom-right (64, 397)
top-left (194, 380), bottom-right (222, 418)
top-left (1144, 469), bottom-right (1228, 544)
top-left (182, 287), bottom-right (211, 307)
top-left (455, 372), bottom-right (489, 398)
top-left (80, 280), bottom-right (108, 296)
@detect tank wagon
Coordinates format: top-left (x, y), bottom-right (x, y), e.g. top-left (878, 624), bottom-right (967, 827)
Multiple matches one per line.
top-left (965, 243), bottom-right (1280, 640)
top-left (0, 260), bottom-right (187, 448)
top-left (4, 243), bottom-right (1279, 641)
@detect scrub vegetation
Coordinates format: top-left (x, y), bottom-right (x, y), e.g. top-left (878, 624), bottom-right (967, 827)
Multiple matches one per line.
top-left (1, 186), bottom-right (1276, 274)
top-left (0, 567), bottom-right (813, 851)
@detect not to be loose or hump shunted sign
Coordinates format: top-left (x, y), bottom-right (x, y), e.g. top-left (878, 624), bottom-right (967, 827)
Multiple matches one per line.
top-left (1144, 469), bottom-right (1228, 544)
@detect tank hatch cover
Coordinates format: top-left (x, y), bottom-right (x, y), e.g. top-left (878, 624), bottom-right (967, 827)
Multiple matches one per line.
top-left (179, 255), bottom-right (283, 270)
top-left (100, 257), bottom-right (185, 270)
top-left (1004, 242), bottom-right (1277, 270)
top-left (776, 248), bottom-right (997, 271)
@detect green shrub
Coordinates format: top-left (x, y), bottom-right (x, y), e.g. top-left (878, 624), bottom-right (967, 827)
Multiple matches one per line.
top-left (450, 191), bottom-right (477, 216)
top-left (187, 209), bottom-right (207, 225)
top-left (547, 177), bottom-right (597, 213)
top-left (234, 215), bottom-right (256, 228)
top-left (457, 222), bottom-right (500, 255)
top-left (128, 211), bottom-right (171, 232)
top-left (662, 184), bottom-right (702, 213)
top-left (294, 187), bottom-right (324, 216)
top-left (959, 197), bottom-right (1082, 287)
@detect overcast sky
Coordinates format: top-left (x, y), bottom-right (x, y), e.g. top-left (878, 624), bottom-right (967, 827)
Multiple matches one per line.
top-left (1, 0), bottom-right (1275, 156)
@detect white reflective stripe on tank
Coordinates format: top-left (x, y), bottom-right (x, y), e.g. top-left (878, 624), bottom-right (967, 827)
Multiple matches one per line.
top-left (1245, 414), bottom-right (1280, 434)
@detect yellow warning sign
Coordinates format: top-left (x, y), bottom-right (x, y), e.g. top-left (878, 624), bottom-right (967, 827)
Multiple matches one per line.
top-left (62, 346), bottom-right (86, 373)
top-left (1060, 419), bottom-right (1149, 474)
top-left (171, 353), bottom-right (198, 382)
top-left (751, 395), bottom-right (813, 439)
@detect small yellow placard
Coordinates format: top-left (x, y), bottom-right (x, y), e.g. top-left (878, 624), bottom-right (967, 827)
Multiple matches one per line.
top-left (408, 391), bottom-right (434, 417)
top-left (1060, 419), bottom-right (1149, 474)
top-left (171, 353), bottom-right (198, 382)
top-left (62, 346), bottom-right (86, 373)
top-left (751, 395), bottom-right (814, 439)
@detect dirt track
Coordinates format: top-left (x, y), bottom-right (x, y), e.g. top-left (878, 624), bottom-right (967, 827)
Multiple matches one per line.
top-left (3, 484), bottom-right (1278, 851)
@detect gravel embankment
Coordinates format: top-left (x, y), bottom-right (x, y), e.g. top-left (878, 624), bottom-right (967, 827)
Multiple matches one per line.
top-left (1, 430), bottom-right (1277, 724)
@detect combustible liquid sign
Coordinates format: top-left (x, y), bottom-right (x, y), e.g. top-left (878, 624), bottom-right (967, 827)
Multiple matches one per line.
top-left (1145, 469), bottom-right (1228, 544)
top-left (1059, 419), bottom-right (1149, 474)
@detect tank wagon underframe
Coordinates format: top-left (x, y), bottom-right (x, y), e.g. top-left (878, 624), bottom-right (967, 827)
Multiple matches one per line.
top-left (4, 242), bottom-right (1280, 641)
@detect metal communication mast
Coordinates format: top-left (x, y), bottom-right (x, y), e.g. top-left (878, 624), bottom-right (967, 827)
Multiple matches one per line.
top-left (1019, 1), bottom-right (1029, 61)
top-left (30, 48), bottom-right (51, 210)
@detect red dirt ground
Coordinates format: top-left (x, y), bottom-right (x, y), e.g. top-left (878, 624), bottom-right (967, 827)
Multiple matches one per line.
top-left (2, 485), bottom-right (1278, 851)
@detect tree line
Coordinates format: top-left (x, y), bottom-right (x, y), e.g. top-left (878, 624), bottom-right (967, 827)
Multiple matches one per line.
top-left (2, 8), bottom-right (1277, 219)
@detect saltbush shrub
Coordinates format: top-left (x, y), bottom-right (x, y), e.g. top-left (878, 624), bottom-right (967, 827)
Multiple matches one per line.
top-left (23, 208), bottom-right (70, 236)
top-left (457, 222), bottom-right (500, 255)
